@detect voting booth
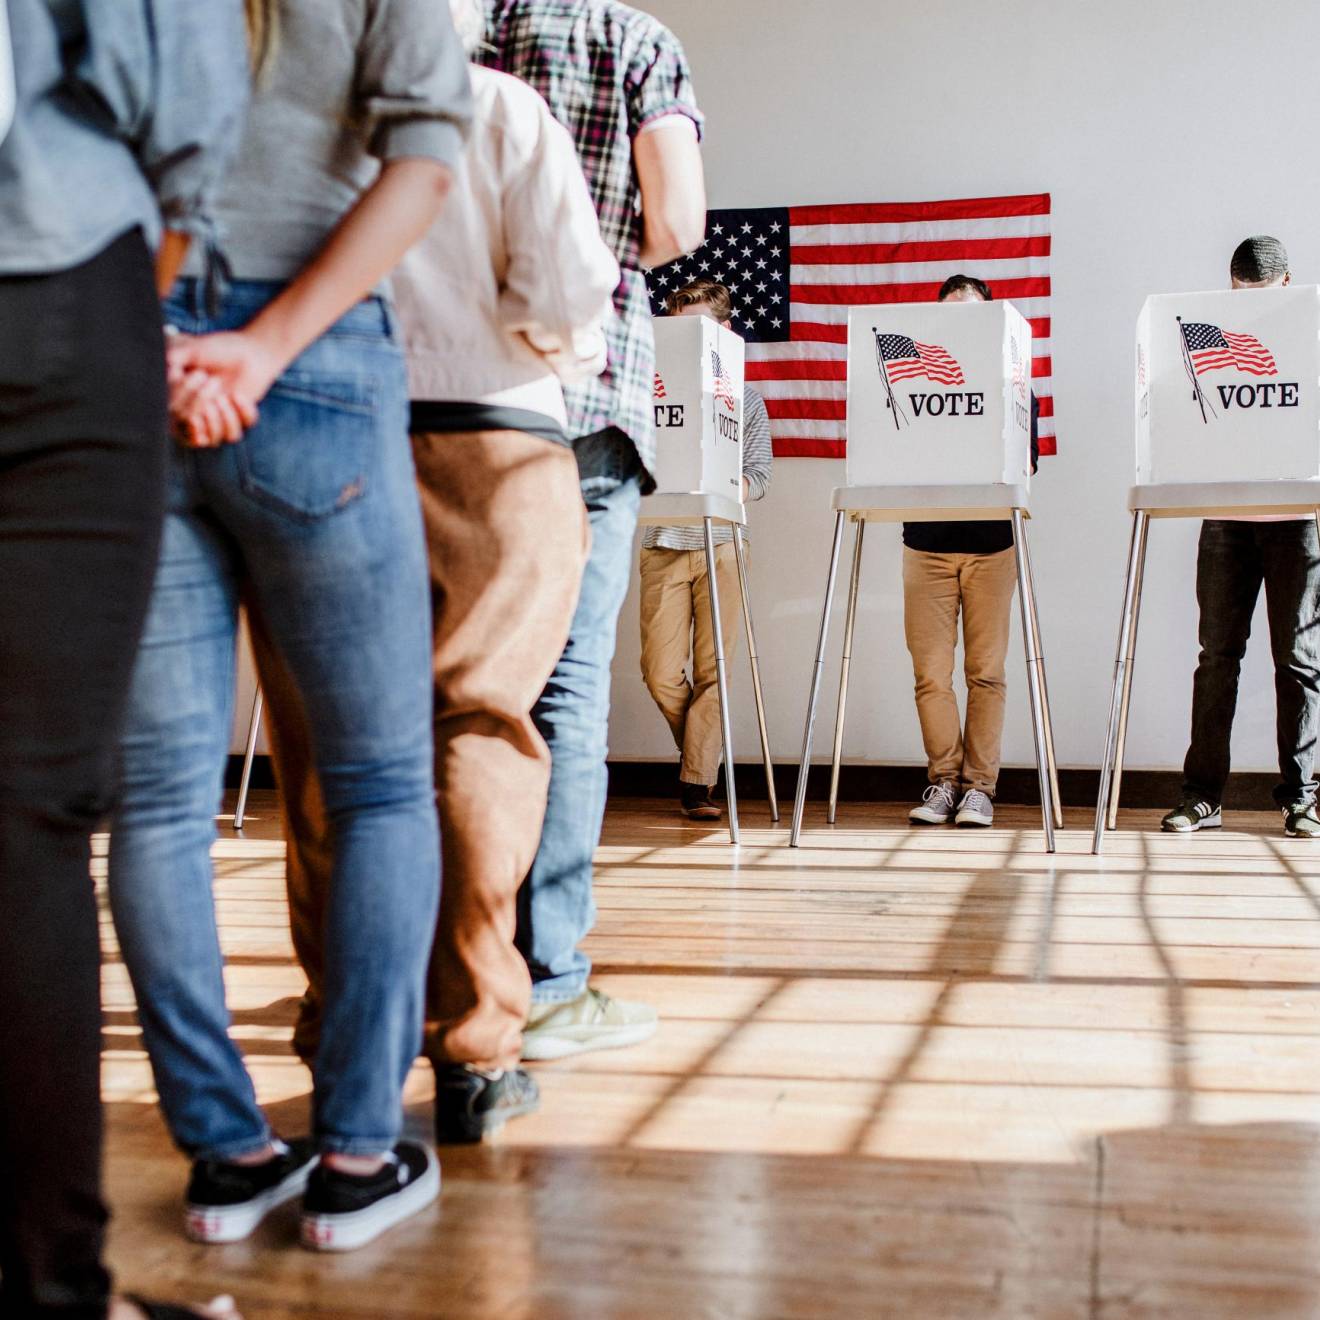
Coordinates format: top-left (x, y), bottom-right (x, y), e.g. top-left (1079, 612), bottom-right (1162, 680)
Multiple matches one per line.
top-left (846, 301), bottom-right (1034, 488)
top-left (790, 301), bottom-right (1062, 853)
top-left (1135, 285), bottom-right (1320, 485)
top-left (651, 315), bottom-right (745, 499)
top-left (638, 317), bottom-right (772, 843)
top-left (1093, 286), bottom-right (1320, 853)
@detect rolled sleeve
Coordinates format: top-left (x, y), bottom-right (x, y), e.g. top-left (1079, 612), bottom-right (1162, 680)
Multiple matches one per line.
top-left (742, 386), bottom-right (773, 502)
top-left (139, 1), bottom-right (250, 236)
top-left (625, 20), bottom-right (704, 141)
top-left (360, 0), bottom-right (474, 169)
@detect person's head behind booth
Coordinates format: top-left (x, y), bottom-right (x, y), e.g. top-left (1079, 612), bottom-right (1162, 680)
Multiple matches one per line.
top-left (666, 275), bottom-right (734, 328)
top-left (936, 272), bottom-right (1038, 468)
top-left (1231, 235), bottom-right (1290, 290)
top-left (938, 273), bottom-right (992, 304)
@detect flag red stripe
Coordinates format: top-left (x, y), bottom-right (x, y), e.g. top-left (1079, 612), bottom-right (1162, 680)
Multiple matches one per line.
top-left (1033, 356), bottom-right (1052, 378)
top-left (788, 322), bottom-right (849, 343)
top-left (766, 399), bottom-right (847, 421)
top-left (789, 194), bottom-right (1051, 225)
top-left (791, 276), bottom-right (1052, 305)
top-left (772, 437), bottom-right (846, 458)
top-left (1037, 396), bottom-right (1055, 419)
top-left (1029, 317), bottom-right (1051, 340)
top-left (790, 235), bottom-right (1053, 265)
top-left (746, 359), bottom-right (847, 381)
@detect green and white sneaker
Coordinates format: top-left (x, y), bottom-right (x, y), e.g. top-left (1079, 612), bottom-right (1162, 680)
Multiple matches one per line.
top-left (1284, 801), bottom-right (1320, 838)
top-left (521, 988), bottom-right (657, 1061)
top-left (1161, 799), bottom-right (1221, 832)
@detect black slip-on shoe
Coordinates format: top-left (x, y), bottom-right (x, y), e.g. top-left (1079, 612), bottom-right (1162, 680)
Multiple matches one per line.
top-left (184, 1137), bottom-right (317, 1244)
top-left (300, 1141), bottom-right (439, 1252)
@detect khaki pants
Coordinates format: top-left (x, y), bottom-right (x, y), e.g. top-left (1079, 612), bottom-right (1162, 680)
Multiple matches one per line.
top-left (639, 542), bottom-right (741, 786)
top-left (902, 545), bottom-right (1016, 794)
top-left (254, 430), bottom-right (587, 1072)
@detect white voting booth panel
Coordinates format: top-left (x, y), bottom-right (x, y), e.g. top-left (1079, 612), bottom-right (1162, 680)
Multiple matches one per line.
top-left (1136, 285), bottom-right (1320, 485)
top-left (651, 315), bottom-right (745, 498)
top-left (845, 301), bottom-right (1033, 488)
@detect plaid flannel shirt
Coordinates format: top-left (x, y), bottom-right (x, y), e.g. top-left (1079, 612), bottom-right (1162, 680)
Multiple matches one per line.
top-left (480, 1), bottom-right (704, 489)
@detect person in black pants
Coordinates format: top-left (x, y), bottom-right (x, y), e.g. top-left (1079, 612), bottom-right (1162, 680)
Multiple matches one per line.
top-left (1162, 237), bottom-right (1320, 839)
top-left (0, 4), bottom-right (248, 1316)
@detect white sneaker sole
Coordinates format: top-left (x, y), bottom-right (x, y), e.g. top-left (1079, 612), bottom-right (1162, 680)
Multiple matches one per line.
top-left (909, 809), bottom-right (952, 825)
top-left (520, 1019), bottom-right (658, 1062)
top-left (185, 1158), bottom-right (318, 1244)
top-left (1162, 818), bottom-right (1221, 833)
top-left (956, 812), bottom-right (994, 828)
top-left (300, 1148), bottom-right (440, 1253)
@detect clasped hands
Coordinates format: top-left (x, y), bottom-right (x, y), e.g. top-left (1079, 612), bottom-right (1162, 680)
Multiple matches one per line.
top-left (167, 330), bottom-right (283, 449)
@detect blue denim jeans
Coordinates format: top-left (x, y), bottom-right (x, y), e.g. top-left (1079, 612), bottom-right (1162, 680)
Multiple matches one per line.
top-left (108, 281), bottom-right (439, 1159)
top-left (519, 429), bottom-right (642, 1002)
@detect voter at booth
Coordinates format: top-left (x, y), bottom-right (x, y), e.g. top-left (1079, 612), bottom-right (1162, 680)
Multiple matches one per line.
top-left (640, 278), bottom-right (774, 819)
top-left (1161, 239), bottom-right (1320, 838)
top-left (905, 275), bottom-right (1040, 829)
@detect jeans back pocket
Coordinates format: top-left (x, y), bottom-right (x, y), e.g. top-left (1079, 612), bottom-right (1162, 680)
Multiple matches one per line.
top-left (236, 370), bottom-right (379, 522)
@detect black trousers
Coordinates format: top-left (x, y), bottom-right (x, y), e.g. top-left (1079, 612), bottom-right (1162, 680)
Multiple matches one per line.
top-left (1182, 518), bottom-right (1320, 808)
top-left (0, 230), bottom-right (168, 1317)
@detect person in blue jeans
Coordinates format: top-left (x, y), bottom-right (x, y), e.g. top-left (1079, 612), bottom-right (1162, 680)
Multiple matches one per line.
top-left (482, 1), bottom-right (707, 1060)
top-left (106, 0), bottom-right (472, 1256)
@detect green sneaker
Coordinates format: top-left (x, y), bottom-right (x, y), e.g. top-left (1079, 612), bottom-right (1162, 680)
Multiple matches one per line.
top-left (1161, 799), bottom-right (1221, 832)
top-left (1284, 801), bottom-right (1320, 838)
top-left (521, 988), bottom-right (657, 1061)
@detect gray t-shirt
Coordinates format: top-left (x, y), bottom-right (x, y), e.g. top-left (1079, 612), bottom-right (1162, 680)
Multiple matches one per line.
top-left (189, 0), bottom-right (473, 283)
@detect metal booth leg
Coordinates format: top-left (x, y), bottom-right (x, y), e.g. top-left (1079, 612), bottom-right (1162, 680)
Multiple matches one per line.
top-left (1107, 511), bottom-right (1150, 831)
top-left (827, 519), bottom-right (866, 825)
top-left (1092, 510), bottom-right (1150, 854)
top-left (790, 511), bottom-right (848, 847)
top-left (703, 517), bottom-right (739, 845)
top-left (1012, 509), bottom-right (1056, 854)
top-left (1019, 516), bottom-right (1063, 830)
top-left (233, 686), bottom-right (264, 832)
top-left (733, 524), bottom-right (778, 822)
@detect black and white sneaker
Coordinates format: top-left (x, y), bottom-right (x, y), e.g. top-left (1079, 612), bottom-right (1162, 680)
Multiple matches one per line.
top-left (434, 1064), bottom-right (540, 1144)
top-left (184, 1137), bottom-right (318, 1244)
top-left (300, 1141), bottom-right (439, 1252)
top-left (1161, 799), bottom-right (1222, 833)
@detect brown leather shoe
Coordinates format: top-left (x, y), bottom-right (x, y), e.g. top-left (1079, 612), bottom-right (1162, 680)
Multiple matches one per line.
top-left (680, 783), bottom-right (722, 820)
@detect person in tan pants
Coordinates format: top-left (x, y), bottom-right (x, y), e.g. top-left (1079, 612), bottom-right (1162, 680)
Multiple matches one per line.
top-left (904, 274), bottom-right (1039, 829)
top-left (254, 1), bottom-right (620, 1144)
top-left (641, 279), bottom-right (774, 819)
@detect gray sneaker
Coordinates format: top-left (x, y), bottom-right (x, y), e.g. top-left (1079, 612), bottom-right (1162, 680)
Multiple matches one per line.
top-left (955, 789), bottom-right (994, 828)
top-left (1284, 800), bottom-right (1320, 838)
top-left (910, 781), bottom-right (958, 825)
top-left (1161, 799), bottom-right (1221, 832)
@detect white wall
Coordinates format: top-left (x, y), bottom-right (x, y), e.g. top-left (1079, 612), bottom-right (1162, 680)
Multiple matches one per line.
top-left (607, 0), bottom-right (1320, 776)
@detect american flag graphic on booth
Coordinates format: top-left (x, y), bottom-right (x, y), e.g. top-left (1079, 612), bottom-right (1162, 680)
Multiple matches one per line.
top-left (653, 372), bottom-right (666, 400)
top-left (875, 333), bottom-right (965, 386)
top-left (647, 193), bottom-right (1054, 458)
top-left (1180, 321), bottom-right (1278, 377)
top-left (710, 348), bottom-right (737, 414)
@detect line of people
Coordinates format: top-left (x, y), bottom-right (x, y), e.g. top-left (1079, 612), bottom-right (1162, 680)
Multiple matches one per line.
top-left (1, 0), bottom-right (706, 1314)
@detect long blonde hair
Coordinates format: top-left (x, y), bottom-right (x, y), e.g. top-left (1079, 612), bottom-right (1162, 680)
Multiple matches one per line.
top-left (245, 0), bottom-right (280, 78)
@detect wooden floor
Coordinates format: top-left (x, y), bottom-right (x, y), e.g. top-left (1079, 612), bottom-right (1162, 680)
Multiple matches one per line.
top-left (98, 794), bottom-right (1320, 1319)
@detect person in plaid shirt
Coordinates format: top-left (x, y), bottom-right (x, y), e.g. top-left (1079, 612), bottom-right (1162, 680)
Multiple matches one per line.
top-left (481, 0), bottom-right (705, 1059)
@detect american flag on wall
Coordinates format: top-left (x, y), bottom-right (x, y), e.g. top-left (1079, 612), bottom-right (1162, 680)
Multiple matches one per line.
top-left (647, 193), bottom-right (1055, 458)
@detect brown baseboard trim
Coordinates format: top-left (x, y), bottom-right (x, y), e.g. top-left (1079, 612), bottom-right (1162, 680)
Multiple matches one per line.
top-left (227, 754), bottom-right (1284, 813)
top-left (606, 761), bottom-right (1283, 812)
